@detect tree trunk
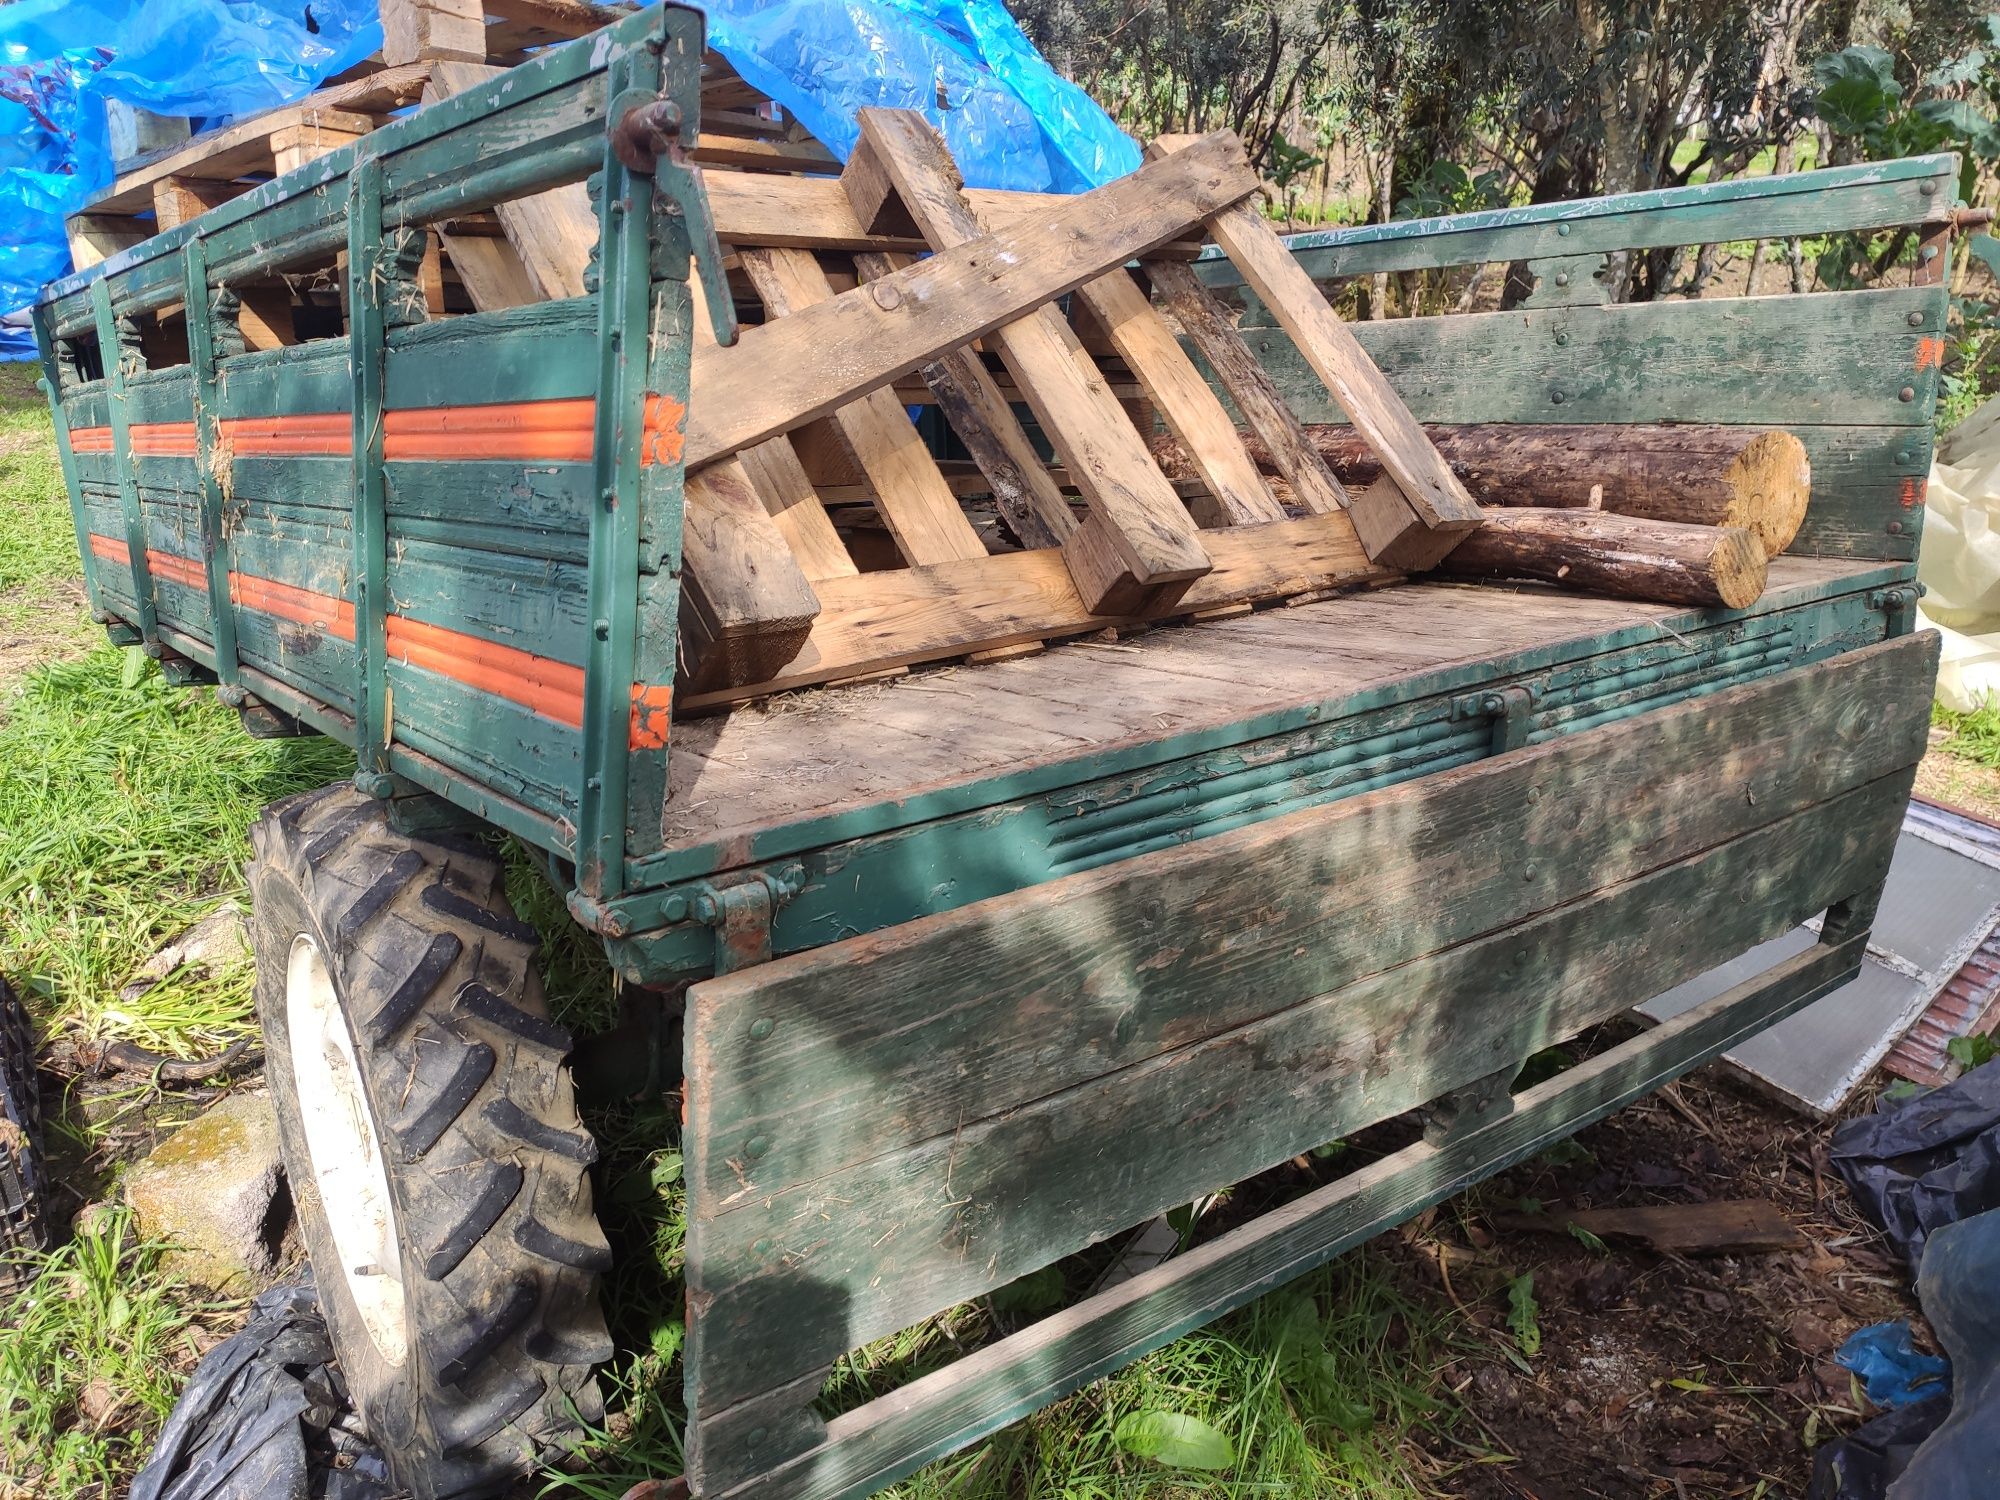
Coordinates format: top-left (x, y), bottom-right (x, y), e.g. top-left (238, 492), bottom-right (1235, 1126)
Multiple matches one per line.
top-left (1434, 509), bottom-right (1768, 609)
top-left (1229, 423), bottom-right (1812, 555)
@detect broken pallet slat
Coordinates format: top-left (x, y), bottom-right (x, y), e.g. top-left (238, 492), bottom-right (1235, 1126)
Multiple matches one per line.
top-left (1071, 268), bottom-right (1286, 528)
top-left (1143, 258), bottom-right (1349, 517)
top-left (739, 247), bottom-right (989, 568)
top-left (844, 108), bottom-right (1219, 614)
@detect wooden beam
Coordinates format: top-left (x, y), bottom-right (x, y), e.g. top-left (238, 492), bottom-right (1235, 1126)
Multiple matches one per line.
top-left (682, 511), bottom-right (1385, 709)
top-left (844, 109), bottom-right (1220, 614)
top-left (739, 248), bottom-right (988, 567)
top-left (1144, 259), bottom-right (1348, 517)
top-left (685, 130), bottom-right (1259, 479)
top-left (381, 0), bottom-right (487, 64)
top-left (1072, 269), bottom-right (1285, 526)
top-left (854, 251), bottom-right (1075, 551)
top-left (1158, 139), bottom-right (1483, 568)
top-left (680, 463), bottom-right (824, 691)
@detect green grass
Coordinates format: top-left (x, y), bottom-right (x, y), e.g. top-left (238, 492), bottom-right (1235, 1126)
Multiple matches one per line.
top-left (1933, 701), bottom-right (2000, 766)
top-left (0, 1210), bottom-right (238, 1498)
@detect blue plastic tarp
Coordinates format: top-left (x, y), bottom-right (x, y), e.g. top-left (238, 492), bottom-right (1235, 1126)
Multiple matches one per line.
top-left (0, 0), bottom-right (382, 331)
top-left (0, 0), bottom-right (1136, 353)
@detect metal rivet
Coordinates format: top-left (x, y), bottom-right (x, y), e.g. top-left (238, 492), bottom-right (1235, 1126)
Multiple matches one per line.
top-left (1523, 867), bottom-right (1537, 881)
top-left (745, 1134), bottom-right (772, 1159)
top-left (1550, 390), bottom-right (1566, 405)
top-left (586, 774), bottom-right (603, 790)
top-left (749, 1018), bottom-right (774, 1041)
top-left (1898, 450), bottom-right (1913, 464)
top-left (1887, 519), bottom-right (1905, 535)
top-left (1481, 693), bottom-right (1502, 713)
top-left (1909, 311), bottom-right (1926, 327)
top-left (749, 1427), bottom-right (769, 1447)
top-left (602, 487), bottom-right (618, 510)
top-left (1554, 331), bottom-right (1569, 346)
top-left (1900, 386), bottom-right (1917, 402)
top-left (1553, 271), bottom-right (1571, 287)
top-left (753, 1238), bottom-right (774, 1255)
top-left (1921, 180), bottom-right (1939, 196)
top-left (1557, 222), bottom-right (1572, 236)
top-left (594, 618), bottom-right (611, 640)
top-left (661, 893), bottom-right (688, 922)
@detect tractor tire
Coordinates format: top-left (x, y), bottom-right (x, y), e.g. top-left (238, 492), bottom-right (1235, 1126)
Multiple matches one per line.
top-left (0, 972), bottom-right (51, 1292)
top-left (250, 784), bottom-right (611, 1499)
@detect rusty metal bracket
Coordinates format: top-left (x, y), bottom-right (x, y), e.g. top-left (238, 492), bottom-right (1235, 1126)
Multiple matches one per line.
top-left (690, 866), bottom-right (806, 974)
top-left (1870, 584), bottom-right (1922, 638)
top-left (1453, 685), bottom-right (1535, 755)
top-left (610, 89), bottom-right (738, 347)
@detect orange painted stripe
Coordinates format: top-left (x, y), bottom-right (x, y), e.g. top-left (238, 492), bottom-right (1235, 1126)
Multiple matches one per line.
top-left (129, 422), bottom-right (199, 457)
top-left (1917, 336), bottom-right (1945, 372)
top-left (85, 534), bottom-right (667, 747)
top-left (71, 426), bottom-right (115, 453)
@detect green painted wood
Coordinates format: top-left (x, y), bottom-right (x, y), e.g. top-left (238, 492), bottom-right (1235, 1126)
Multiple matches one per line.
top-left (214, 342), bottom-right (352, 418)
top-left (1244, 286), bottom-right (1942, 429)
top-left (31, 310), bottom-right (106, 616)
top-left (347, 159), bottom-right (392, 790)
top-left (385, 461), bottom-right (596, 565)
top-left (383, 662), bottom-right (581, 818)
top-left (1194, 155), bottom-right (1955, 285)
top-left (90, 278), bottom-right (159, 646)
top-left (681, 632), bottom-right (1934, 1410)
top-left (386, 546), bottom-right (592, 664)
top-left (1789, 424), bottom-right (1932, 559)
top-left (383, 299), bottom-right (600, 407)
top-left (708, 925), bottom-right (1875, 1500)
top-left (621, 562), bottom-right (1907, 898)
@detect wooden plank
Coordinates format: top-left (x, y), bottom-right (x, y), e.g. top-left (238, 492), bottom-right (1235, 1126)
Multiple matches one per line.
top-left (1145, 259), bottom-right (1348, 516)
top-left (381, 0), bottom-right (487, 64)
top-left (437, 228), bottom-right (543, 310)
top-left (1176, 159), bottom-right (1481, 567)
top-left (1202, 154), bottom-right (1957, 286)
top-left (686, 133), bottom-right (1258, 478)
top-left (1072, 268), bottom-right (1285, 526)
top-left (853, 251), bottom-right (1075, 551)
top-left (679, 511), bottom-right (1386, 708)
top-left (702, 930), bottom-right (1870, 1500)
top-left (688, 631), bottom-right (1932, 1208)
top-left (1245, 285), bottom-right (1943, 431)
top-left (739, 248), bottom-right (988, 566)
top-left (423, 60), bottom-right (598, 300)
top-left (1493, 1199), bottom-right (1805, 1254)
top-left (66, 215), bottom-right (149, 270)
top-left (702, 171), bottom-right (1205, 258)
top-left (846, 110), bottom-right (1215, 613)
top-left (684, 756), bottom-right (1918, 1412)
top-left (680, 463), bottom-right (823, 690)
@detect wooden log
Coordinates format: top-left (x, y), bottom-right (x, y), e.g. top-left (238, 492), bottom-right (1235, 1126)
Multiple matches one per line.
top-left (1240, 424), bottom-right (1811, 556)
top-left (1432, 507), bottom-right (1767, 609)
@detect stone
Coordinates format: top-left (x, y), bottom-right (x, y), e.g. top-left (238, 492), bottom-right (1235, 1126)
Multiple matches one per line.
top-left (122, 1089), bottom-right (290, 1291)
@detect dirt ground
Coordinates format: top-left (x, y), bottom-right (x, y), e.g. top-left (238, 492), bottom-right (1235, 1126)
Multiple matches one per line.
top-left (1402, 1066), bottom-right (1924, 1500)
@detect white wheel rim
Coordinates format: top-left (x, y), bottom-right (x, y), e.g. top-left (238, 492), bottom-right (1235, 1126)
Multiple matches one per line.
top-left (286, 934), bottom-right (410, 1368)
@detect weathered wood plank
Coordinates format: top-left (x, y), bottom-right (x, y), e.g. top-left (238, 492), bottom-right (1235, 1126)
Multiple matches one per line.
top-left (680, 462), bottom-right (824, 690)
top-left (684, 131), bottom-right (1260, 478)
top-left (842, 110), bottom-right (1215, 613)
top-left (682, 632), bottom-right (1934, 1407)
top-left (1071, 268), bottom-right (1284, 526)
top-left (701, 927), bottom-right (1875, 1500)
top-left (738, 247), bottom-right (988, 567)
top-left (686, 765), bottom-right (1916, 1412)
top-left (1245, 286), bottom-right (1943, 430)
top-left (678, 511), bottom-right (1384, 709)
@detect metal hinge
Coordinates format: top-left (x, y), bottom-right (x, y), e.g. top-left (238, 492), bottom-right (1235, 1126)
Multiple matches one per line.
top-left (1869, 584), bottom-right (1923, 638)
top-left (1452, 685), bottom-right (1536, 755)
top-left (610, 90), bottom-right (738, 347)
top-left (685, 865), bottom-right (806, 973)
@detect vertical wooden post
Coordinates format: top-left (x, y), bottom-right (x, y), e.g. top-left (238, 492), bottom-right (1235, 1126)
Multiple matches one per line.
top-left (89, 277), bottom-right (159, 647)
top-left (346, 158), bottom-right (394, 794)
top-left (29, 310), bottom-right (105, 619)
top-left (182, 235), bottom-right (243, 696)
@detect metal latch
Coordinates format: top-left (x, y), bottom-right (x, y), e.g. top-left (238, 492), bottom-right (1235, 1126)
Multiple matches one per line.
top-left (1869, 584), bottom-right (1922, 638)
top-left (1452, 685), bottom-right (1535, 755)
top-left (610, 93), bottom-right (739, 347)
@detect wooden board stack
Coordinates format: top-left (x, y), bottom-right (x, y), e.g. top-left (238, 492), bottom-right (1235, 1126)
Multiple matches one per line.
top-left (66, 0), bottom-right (1804, 712)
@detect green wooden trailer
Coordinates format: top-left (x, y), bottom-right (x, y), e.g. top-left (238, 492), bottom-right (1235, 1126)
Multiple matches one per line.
top-left (32, 5), bottom-right (1952, 1494)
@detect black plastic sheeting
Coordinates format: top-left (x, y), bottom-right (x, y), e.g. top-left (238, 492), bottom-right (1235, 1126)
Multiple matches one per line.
top-left (130, 1280), bottom-right (392, 1500)
top-left (1809, 1060), bottom-right (2000, 1500)
top-left (1829, 1059), bottom-right (2000, 1277)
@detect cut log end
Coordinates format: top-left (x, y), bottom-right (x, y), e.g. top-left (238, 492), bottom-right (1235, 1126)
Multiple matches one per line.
top-left (1720, 429), bottom-right (1813, 557)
